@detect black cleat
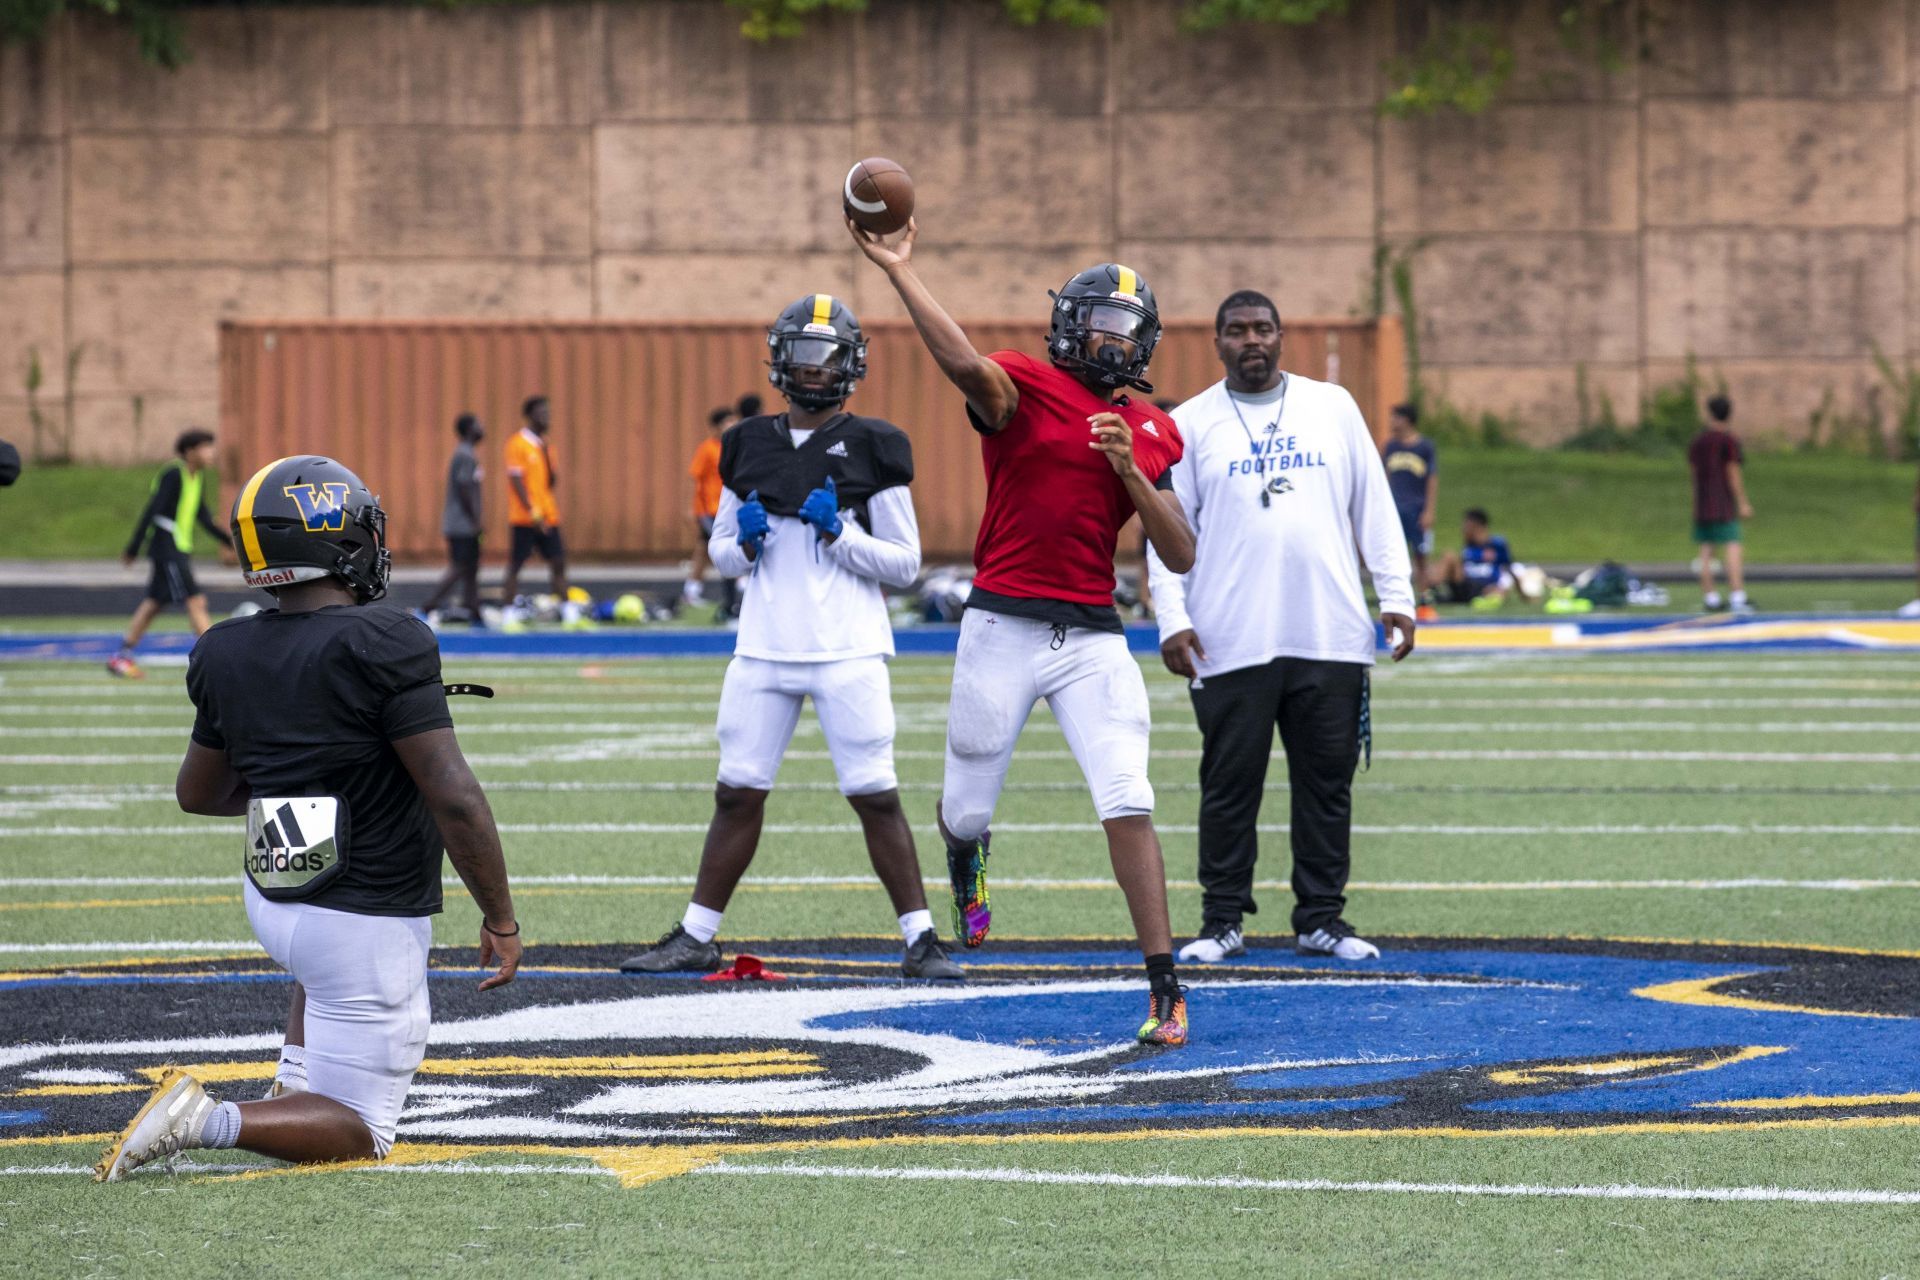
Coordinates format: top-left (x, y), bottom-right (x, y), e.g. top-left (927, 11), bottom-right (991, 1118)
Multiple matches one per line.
top-left (902, 929), bottom-right (965, 981)
top-left (619, 923), bottom-right (722, 974)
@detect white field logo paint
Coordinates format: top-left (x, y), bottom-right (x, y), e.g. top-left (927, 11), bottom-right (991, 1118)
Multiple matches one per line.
top-left (8, 939), bottom-right (1920, 1147)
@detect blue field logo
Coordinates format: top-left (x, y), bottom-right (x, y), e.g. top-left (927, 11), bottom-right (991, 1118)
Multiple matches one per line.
top-left (4, 938), bottom-right (1917, 1147)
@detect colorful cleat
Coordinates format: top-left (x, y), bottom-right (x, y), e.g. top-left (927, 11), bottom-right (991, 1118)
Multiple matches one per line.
top-left (945, 830), bottom-right (992, 948)
top-left (1137, 986), bottom-right (1189, 1047)
top-left (94, 1068), bottom-right (214, 1182)
top-left (105, 654), bottom-right (143, 680)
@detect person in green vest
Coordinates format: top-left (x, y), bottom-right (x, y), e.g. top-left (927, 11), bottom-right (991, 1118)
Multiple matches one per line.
top-left (110, 429), bottom-right (232, 679)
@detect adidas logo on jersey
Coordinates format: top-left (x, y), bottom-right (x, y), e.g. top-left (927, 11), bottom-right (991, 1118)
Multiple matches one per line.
top-left (825, 441), bottom-right (849, 457)
top-left (1138, 421), bottom-right (1160, 438)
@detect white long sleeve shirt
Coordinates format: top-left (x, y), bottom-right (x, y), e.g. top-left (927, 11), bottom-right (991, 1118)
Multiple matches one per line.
top-left (710, 483), bottom-right (920, 662)
top-left (1148, 374), bottom-right (1415, 675)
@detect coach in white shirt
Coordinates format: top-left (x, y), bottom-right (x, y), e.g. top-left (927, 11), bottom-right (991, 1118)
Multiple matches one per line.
top-left (1149, 290), bottom-right (1417, 963)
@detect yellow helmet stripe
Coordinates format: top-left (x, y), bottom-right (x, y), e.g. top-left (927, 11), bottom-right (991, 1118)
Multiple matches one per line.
top-left (234, 456), bottom-right (294, 572)
top-left (811, 294), bottom-right (833, 326)
top-left (1116, 265), bottom-right (1138, 296)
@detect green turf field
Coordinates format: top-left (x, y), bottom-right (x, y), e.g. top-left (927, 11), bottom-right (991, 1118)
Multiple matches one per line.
top-left (5, 650), bottom-right (1920, 1277)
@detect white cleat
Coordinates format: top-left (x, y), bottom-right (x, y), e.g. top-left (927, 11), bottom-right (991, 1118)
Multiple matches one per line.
top-left (94, 1069), bottom-right (215, 1182)
top-left (1177, 926), bottom-right (1247, 964)
top-left (1297, 925), bottom-right (1381, 961)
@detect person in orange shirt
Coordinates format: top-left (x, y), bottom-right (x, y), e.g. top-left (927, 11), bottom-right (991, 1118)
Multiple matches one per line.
top-left (501, 395), bottom-right (577, 624)
top-left (684, 405), bottom-right (733, 607)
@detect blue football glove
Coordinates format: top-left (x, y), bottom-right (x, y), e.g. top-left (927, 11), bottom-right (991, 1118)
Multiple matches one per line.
top-left (736, 490), bottom-right (769, 555)
top-left (798, 476), bottom-right (843, 541)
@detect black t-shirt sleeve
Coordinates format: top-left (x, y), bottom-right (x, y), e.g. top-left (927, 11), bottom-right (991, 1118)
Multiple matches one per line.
top-left (359, 615), bottom-right (453, 742)
top-left (184, 642), bottom-right (227, 750)
top-left (873, 425), bottom-right (914, 488)
top-left (1154, 467), bottom-right (1175, 492)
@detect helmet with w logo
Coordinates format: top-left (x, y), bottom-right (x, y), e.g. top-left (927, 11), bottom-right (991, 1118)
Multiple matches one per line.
top-left (231, 455), bottom-right (391, 602)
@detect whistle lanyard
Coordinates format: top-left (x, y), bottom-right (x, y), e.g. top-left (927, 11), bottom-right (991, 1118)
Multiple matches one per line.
top-left (1225, 374), bottom-right (1289, 508)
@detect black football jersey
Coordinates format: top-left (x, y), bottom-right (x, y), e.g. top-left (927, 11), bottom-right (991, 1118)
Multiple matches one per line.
top-left (186, 604), bottom-right (453, 917)
top-left (718, 412), bottom-right (914, 534)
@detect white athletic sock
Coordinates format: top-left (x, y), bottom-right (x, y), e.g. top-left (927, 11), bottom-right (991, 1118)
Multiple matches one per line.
top-left (1703, 591), bottom-right (1723, 608)
top-left (201, 1101), bottom-right (242, 1149)
top-left (898, 909), bottom-right (934, 945)
top-left (561, 601), bottom-right (583, 624)
top-left (682, 902), bottom-right (724, 943)
top-left (1730, 589), bottom-right (1748, 606)
top-left (276, 1044), bottom-right (307, 1089)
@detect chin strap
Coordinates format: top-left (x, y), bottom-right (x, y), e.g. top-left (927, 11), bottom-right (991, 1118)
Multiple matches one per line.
top-left (443, 683), bottom-right (495, 698)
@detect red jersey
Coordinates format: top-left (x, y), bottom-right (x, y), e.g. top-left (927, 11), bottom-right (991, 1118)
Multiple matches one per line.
top-left (970, 350), bottom-right (1184, 608)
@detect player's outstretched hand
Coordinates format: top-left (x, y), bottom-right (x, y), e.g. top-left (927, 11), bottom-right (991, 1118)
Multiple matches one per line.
top-left (1161, 628), bottom-right (1207, 680)
top-left (1382, 612), bottom-right (1416, 662)
top-left (1088, 412), bottom-right (1137, 479)
top-left (478, 920), bottom-right (521, 991)
top-left (849, 215), bottom-right (916, 270)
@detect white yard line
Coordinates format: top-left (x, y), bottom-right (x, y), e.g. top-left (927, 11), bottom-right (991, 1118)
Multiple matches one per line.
top-left (6, 1155), bottom-right (1920, 1205)
top-left (690, 1160), bottom-right (1920, 1205)
top-left (10, 746), bottom-right (1920, 766)
top-left (6, 874), bottom-right (1920, 894)
top-left (10, 821), bottom-right (1920, 839)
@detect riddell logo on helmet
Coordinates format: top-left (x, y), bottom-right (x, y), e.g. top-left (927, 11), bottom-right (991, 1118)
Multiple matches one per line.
top-left (244, 566), bottom-right (303, 587)
top-left (803, 323), bottom-right (837, 336)
top-left (1110, 291), bottom-right (1141, 303)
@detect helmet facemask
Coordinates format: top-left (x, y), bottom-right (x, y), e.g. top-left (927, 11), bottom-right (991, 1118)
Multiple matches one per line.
top-left (769, 330), bottom-right (867, 412)
top-left (1048, 290), bottom-right (1161, 394)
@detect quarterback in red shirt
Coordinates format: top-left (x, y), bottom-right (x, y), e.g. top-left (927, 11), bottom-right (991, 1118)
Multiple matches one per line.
top-left (854, 216), bottom-right (1197, 1046)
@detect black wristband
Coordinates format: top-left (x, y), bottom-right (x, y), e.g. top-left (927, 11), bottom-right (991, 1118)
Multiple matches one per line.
top-left (482, 919), bottom-right (519, 938)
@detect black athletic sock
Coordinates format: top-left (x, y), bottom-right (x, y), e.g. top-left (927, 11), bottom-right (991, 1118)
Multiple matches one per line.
top-left (1145, 952), bottom-right (1179, 996)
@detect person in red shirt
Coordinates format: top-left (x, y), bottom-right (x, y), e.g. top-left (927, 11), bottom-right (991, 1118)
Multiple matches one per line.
top-left (853, 216), bottom-right (1198, 1047)
top-left (1687, 394), bottom-right (1754, 613)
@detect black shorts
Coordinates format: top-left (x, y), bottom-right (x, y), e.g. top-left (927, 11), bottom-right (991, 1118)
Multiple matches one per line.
top-left (1435, 578), bottom-right (1488, 605)
top-left (145, 553), bottom-right (198, 605)
top-left (509, 525), bottom-right (565, 568)
top-left (446, 535), bottom-right (481, 568)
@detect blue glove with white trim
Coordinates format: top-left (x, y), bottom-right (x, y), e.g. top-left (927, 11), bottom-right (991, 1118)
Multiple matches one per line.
top-left (737, 489), bottom-right (769, 558)
top-left (798, 476), bottom-right (844, 542)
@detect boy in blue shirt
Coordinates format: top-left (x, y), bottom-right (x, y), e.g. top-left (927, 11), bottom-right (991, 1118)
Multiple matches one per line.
top-left (1431, 507), bottom-right (1511, 605)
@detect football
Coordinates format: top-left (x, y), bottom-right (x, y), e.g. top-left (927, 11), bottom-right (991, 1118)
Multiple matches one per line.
top-left (843, 157), bottom-right (914, 235)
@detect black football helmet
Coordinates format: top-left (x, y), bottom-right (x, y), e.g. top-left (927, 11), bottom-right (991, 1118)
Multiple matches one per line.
top-left (1047, 262), bottom-right (1161, 394)
top-left (231, 455), bottom-right (391, 602)
top-left (768, 293), bottom-right (868, 411)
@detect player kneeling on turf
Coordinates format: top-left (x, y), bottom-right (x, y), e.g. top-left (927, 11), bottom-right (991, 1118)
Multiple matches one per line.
top-left (620, 296), bottom-right (962, 981)
top-left (96, 456), bottom-right (520, 1182)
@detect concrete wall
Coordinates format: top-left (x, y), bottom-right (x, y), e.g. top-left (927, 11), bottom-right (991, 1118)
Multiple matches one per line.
top-left (1, 0), bottom-right (1913, 460)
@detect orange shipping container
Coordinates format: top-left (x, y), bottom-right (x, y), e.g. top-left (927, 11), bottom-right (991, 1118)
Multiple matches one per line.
top-left (219, 317), bottom-right (1404, 564)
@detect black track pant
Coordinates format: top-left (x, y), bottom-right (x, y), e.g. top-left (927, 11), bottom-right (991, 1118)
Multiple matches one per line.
top-left (1189, 656), bottom-right (1366, 935)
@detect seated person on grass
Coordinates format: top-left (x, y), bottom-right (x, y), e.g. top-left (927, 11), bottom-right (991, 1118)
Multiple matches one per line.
top-left (1429, 507), bottom-right (1512, 606)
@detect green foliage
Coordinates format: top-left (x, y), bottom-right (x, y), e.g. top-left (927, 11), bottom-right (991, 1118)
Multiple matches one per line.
top-left (1560, 357), bottom-right (1718, 456)
top-left (1, 0), bottom-right (188, 66)
top-left (1178, 0), bottom-right (1348, 32)
top-left (726, 0), bottom-right (863, 40)
top-left (1381, 22), bottom-right (1514, 117)
top-left (1869, 342), bottom-right (1920, 463)
top-left (2, 0), bottom-right (1638, 119)
top-left (1000, 0), bottom-right (1109, 27)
